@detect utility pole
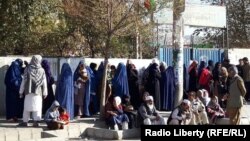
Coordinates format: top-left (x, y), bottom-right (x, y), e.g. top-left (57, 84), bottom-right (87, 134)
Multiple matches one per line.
top-left (156, 20), bottom-right (159, 57)
top-left (173, 0), bottom-right (185, 107)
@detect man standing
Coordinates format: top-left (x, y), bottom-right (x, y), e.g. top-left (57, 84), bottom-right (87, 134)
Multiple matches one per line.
top-left (225, 66), bottom-right (246, 125)
top-left (19, 55), bottom-right (47, 127)
top-left (236, 59), bottom-right (244, 78)
top-left (242, 57), bottom-right (250, 101)
top-left (138, 96), bottom-right (166, 125)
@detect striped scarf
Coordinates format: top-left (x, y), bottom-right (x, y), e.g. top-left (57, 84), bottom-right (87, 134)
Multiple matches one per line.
top-left (23, 55), bottom-right (45, 94)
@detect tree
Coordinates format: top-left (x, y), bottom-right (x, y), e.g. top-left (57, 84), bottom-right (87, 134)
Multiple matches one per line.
top-left (227, 0), bottom-right (250, 48)
top-left (0, 0), bottom-right (72, 56)
top-left (0, 0), bottom-right (33, 55)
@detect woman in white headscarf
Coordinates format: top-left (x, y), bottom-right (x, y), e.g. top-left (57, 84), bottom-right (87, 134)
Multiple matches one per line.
top-left (18, 55), bottom-right (48, 127)
top-left (207, 96), bottom-right (225, 124)
top-left (105, 96), bottom-right (129, 130)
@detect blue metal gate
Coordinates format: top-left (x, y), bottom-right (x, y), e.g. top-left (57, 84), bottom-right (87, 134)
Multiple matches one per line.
top-left (159, 48), bottom-right (224, 66)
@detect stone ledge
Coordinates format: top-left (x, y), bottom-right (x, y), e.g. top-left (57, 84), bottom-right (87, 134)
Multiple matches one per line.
top-left (214, 117), bottom-right (250, 125)
top-left (84, 127), bottom-right (140, 140)
top-left (23, 137), bottom-right (65, 141)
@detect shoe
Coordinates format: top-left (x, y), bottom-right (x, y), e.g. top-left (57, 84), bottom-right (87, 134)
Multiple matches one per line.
top-left (75, 116), bottom-right (81, 119)
top-left (13, 117), bottom-right (18, 122)
top-left (18, 122), bottom-right (28, 127)
top-left (81, 114), bottom-right (90, 118)
top-left (33, 122), bottom-right (40, 127)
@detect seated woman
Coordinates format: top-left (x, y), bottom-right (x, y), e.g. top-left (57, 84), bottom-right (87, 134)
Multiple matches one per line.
top-left (105, 96), bottom-right (129, 130)
top-left (207, 96), bottom-right (225, 124)
top-left (44, 101), bottom-right (65, 130)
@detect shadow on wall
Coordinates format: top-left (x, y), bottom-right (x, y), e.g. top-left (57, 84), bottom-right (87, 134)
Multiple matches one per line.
top-left (0, 65), bottom-right (9, 116)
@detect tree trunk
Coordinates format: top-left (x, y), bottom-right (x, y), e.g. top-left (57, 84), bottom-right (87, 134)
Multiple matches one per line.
top-left (99, 37), bottom-right (111, 120)
top-left (100, 0), bottom-right (113, 120)
top-left (136, 25), bottom-right (140, 59)
top-left (173, 0), bottom-right (185, 107)
top-left (99, 56), bottom-right (109, 120)
top-left (90, 43), bottom-right (95, 58)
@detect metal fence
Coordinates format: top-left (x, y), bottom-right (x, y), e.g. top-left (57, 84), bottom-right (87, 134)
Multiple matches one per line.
top-left (159, 47), bottom-right (224, 66)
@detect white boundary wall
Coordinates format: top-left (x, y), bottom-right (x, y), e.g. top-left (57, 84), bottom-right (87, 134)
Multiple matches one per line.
top-left (227, 49), bottom-right (250, 65)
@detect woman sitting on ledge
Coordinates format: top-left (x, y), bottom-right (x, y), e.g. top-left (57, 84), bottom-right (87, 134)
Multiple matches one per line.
top-left (44, 101), bottom-right (65, 130)
top-left (105, 96), bottom-right (129, 130)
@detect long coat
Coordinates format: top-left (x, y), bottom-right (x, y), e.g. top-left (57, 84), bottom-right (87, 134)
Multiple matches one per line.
top-left (55, 63), bottom-right (74, 120)
top-left (4, 59), bottom-right (24, 119)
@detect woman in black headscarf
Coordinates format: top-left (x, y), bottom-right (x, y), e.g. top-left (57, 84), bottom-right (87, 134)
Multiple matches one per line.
top-left (144, 63), bottom-right (161, 110)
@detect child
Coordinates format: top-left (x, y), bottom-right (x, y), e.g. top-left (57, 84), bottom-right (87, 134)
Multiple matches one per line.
top-left (59, 107), bottom-right (69, 125)
top-left (207, 96), bottom-right (225, 124)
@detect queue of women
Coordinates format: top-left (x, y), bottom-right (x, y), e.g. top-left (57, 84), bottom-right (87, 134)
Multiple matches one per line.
top-left (4, 55), bottom-right (247, 131)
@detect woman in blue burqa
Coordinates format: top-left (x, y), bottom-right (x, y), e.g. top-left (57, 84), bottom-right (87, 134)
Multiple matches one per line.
top-left (41, 60), bottom-right (55, 115)
top-left (55, 63), bottom-right (74, 120)
top-left (96, 61), bottom-right (112, 104)
top-left (161, 66), bottom-right (176, 111)
top-left (4, 59), bottom-right (24, 121)
top-left (85, 66), bottom-right (95, 116)
top-left (96, 61), bottom-right (104, 103)
top-left (112, 62), bottom-right (130, 98)
top-left (89, 63), bottom-right (98, 115)
top-left (73, 60), bottom-right (92, 117)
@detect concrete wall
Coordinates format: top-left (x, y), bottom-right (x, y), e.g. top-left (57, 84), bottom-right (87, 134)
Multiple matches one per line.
top-left (0, 56), bottom-right (152, 116)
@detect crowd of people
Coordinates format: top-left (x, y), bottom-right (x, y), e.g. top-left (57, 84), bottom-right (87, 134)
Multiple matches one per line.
top-left (3, 55), bottom-right (248, 131)
top-left (168, 58), bottom-right (248, 125)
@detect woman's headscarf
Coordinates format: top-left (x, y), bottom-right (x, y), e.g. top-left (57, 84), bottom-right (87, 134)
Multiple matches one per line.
top-left (198, 61), bottom-right (206, 77)
top-left (44, 100), bottom-right (60, 122)
top-left (197, 89), bottom-right (210, 106)
top-left (96, 61), bottom-right (104, 84)
top-left (207, 96), bottom-right (219, 108)
top-left (41, 59), bottom-right (52, 83)
top-left (220, 67), bottom-right (228, 77)
top-left (212, 62), bottom-right (221, 81)
top-left (114, 96), bottom-right (121, 106)
top-left (73, 60), bottom-right (85, 82)
top-left (112, 62), bottom-right (130, 98)
top-left (188, 60), bottom-right (198, 73)
top-left (5, 59), bottom-right (23, 87)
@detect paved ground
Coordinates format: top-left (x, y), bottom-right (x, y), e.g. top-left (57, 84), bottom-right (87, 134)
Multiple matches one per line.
top-left (0, 102), bottom-right (250, 141)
